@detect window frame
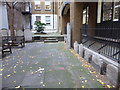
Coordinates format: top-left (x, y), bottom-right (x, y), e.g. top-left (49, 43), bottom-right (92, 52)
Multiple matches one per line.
top-left (45, 16), bottom-right (51, 26)
top-left (101, 1), bottom-right (114, 22)
top-left (82, 6), bottom-right (89, 24)
top-left (113, 1), bottom-right (120, 21)
top-left (101, 0), bottom-right (120, 22)
top-left (34, 1), bottom-right (41, 11)
top-left (36, 16), bottom-right (41, 21)
top-left (45, 0), bottom-right (51, 11)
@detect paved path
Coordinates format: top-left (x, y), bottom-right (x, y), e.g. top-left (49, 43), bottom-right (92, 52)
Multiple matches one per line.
top-left (2, 42), bottom-right (103, 89)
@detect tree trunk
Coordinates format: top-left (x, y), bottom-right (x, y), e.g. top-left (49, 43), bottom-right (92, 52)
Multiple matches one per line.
top-left (10, 5), bottom-right (15, 37)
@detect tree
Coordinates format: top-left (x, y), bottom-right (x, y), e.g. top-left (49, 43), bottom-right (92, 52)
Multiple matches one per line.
top-left (6, 1), bottom-right (18, 37)
top-left (6, 1), bottom-right (25, 37)
top-left (34, 21), bottom-right (46, 33)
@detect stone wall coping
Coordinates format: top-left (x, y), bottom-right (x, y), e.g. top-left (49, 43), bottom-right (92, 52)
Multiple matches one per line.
top-left (83, 46), bottom-right (120, 68)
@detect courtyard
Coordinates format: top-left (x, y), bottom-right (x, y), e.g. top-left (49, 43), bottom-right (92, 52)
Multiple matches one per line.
top-left (2, 42), bottom-right (107, 89)
top-left (0, 1), bottom-right (120, 89)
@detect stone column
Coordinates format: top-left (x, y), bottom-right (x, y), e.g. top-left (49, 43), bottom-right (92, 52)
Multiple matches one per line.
top-left (70, 2), bottom-right (83, 47)
top-left (88, 2), bottom-right (97, 36)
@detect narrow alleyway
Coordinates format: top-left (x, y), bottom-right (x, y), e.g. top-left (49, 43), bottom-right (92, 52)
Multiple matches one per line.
top-left (2, 42), bottom-right (103, 88)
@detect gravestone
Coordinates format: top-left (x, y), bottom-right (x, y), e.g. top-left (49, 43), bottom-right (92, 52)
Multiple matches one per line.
top-left (64, 35), bottom-right (67, 43)
top-left (84, 49), bottom-right (92, 62)
top-left (1, 30), bottom-right (7, 36)
top-left (79, 44), bottom-right (84, 57)
top-left (92, 55), bottom-right (106, 74)
top-left (74, 41), bottom-right (79, 53)
top-left (66, 23), bottom-right (71, 49)
top-left (106, 64), bottom-right (119, 86)
top-left (24, 29), bottom-right (32, 42)
top-left (92, 55), bottom-right (102, 67)
top-left (16, 30), bottom-right (24, 36)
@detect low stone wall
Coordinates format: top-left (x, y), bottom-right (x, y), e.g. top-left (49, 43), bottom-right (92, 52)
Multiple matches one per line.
top-left (73, 41), bottom-right (120, 86)
top-left (33, 36), bottom-right (64, 42)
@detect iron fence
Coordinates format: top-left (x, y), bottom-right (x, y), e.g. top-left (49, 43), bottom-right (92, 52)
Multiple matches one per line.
top-left (81, 28), bottom-right (120, 63)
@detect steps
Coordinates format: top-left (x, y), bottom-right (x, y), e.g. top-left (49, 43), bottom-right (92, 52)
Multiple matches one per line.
top-left (44, 38), bottom-right (58, 43)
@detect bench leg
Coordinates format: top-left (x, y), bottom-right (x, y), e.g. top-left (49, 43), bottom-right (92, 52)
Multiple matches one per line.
top-left (10, 47), bottom-right (12, 54)
top-left (2, 50), bottom-right (4, 57)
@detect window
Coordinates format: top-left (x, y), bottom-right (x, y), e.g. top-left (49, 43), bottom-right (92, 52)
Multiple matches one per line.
top-left (82, 7), bottom-right (89, 24)
top-left (34, 1), bottom-right (41, 10)
top-left (113, 1), bottom-right (120, 21)
top-left (45, 16), bottom-right (51, 25)
top-left (102, 1), bottom-right (113, 21)
top-left (45, 0), bottom-right (51, 10)
top-left (36, 16), bottom-right (41, 21)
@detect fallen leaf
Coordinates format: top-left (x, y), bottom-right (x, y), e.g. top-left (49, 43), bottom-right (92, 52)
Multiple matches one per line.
top-left (15, 86), bottom-right (21, 88)
top-left (82, 85), bottom-right (85, 88)
top-left (106, 85), bottom-right (111, 88)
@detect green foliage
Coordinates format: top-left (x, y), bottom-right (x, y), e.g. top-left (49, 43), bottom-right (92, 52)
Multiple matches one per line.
top-left (34, 21), bottom-right (46, 32)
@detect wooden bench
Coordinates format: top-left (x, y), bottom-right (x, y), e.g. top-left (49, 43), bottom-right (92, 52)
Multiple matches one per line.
top-left (8, 36), bottom-right (25, 48)
top-left (0, 36), bottom-right (12, 57)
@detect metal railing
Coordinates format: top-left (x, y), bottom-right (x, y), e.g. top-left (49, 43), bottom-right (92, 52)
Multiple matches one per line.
top-left (81, 28), bottom-right (120, 63)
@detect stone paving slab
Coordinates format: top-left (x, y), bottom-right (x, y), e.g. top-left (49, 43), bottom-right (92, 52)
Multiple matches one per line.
top-left (2, 42), bottom-right (103, 89)
top-left (20, 71), bottom-right (44, 88)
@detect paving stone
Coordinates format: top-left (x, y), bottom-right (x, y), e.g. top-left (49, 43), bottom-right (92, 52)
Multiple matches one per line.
top-left (20, 71), bottom-right (44, 88)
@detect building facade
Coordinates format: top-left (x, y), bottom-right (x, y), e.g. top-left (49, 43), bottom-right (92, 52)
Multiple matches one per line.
top-left (58, 0), bottom-right (120, 87)
top-left (31, 0), bottom-right (58, 33)
top-left (0, 2), bottom-right (9, 30)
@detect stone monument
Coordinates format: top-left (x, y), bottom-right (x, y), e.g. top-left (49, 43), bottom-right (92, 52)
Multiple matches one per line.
top-left (66, 23), bottom-right (71, 49)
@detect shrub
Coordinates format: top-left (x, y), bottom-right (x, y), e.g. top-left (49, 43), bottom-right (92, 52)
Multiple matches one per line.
top-left (34, 21), bottom-right (46, 33)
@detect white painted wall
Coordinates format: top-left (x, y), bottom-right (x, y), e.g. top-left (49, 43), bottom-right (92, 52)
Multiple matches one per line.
top-left (0, 3), bottom-right (8, 30)
top-left (32, 14), bottom-right (58, 33)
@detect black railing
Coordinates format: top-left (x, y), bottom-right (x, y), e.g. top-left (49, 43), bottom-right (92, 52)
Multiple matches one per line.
top-left (81, 28), bottom-right (120, 63)
top-left (95, 28), bottom-right (120, 39)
